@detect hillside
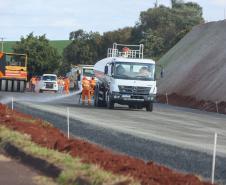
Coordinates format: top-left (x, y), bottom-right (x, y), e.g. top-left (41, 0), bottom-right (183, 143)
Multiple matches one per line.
top-left (3, 40), bottom-right (71, 54)
top-left (158, 20), bottom-right (226, 102)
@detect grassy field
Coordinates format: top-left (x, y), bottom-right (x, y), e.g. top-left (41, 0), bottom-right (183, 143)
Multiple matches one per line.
top-left (3, 40), bottom-right (72, 54)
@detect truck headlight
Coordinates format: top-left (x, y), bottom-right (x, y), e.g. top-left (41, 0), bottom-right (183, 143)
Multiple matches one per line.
top-left (112, 91), bottom-right (120, 99)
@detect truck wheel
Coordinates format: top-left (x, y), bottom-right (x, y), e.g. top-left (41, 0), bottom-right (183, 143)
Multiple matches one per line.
top-left (19, 81), bottom-right (25, 92)
top-left (106, 93), bottom-right (114, 109)
top-left (13, 80), bottom-right (18, 92)
top-left (7, 80), bottom-right (12, 92)
top-left (1, 79), bottom-right (6, 91)
top-left (94, 87), bottom-right (102, 107)
top-left (39, 90), bottom-right (43, 93)
top-left (146, 102), bottom-right (153, 112)
top-left (128, 105), bottom-right (136, 109)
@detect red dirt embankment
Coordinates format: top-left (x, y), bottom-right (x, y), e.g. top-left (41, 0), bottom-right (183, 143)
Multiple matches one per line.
top-left (157, 93), bottom-right (226, 114)
top-left (0, 104), bottom-right (214, 185)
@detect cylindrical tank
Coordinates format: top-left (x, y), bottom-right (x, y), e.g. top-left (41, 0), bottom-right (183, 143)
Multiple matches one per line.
top-left (94, 57), bottom-right (113, 83)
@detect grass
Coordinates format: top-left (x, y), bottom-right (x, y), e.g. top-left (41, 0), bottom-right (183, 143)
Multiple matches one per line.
top-left (0, 125), bottom-right (139, 185)
top-left (3, 40), bottom-right (72, 55)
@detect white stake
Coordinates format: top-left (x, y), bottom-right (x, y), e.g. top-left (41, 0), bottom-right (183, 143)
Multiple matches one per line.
top-left (166, 93), bottom-right (169, 105)
top-left (11, 97), bottom-right (14, 110)
top-left (67, 107), bottom-right (70, 139)
top-left (211, 133), bottom-right (218, 184)
top-left (215, 101), bottom-right (219, 113)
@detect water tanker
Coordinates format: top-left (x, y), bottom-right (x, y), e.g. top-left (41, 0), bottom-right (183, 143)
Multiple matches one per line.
top-left (94, 43), bottom-right (162, 111)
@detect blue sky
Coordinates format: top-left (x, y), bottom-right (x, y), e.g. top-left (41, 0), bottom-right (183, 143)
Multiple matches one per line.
top-left (0, 0), bottom-right (226, 41)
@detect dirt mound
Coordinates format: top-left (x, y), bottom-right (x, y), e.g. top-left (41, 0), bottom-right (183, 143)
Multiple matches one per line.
top-left (0, 104), bottom-right (213, 185)
top-left (157, 93), bottom-right (226, 114)
top-left (158, 20), bottom-right (226, 102)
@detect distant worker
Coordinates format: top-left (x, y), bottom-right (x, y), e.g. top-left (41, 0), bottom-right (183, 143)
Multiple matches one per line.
top-left (64, 77), bottom-right (70, 95)
top-left (30, 76), bottom-right (36, 92)
top-left (90, 76), bottom-right (96, 97)
top-left (82, 76), bottom-right (91, 105)
top-left (59, 77), bottom-right (64, 93)
top-left (57, 77), bottom-right (63, 93)
top-left (76, 70), bottom-right (81, 90)
top-left (122, 47), bottom-right (130, 57)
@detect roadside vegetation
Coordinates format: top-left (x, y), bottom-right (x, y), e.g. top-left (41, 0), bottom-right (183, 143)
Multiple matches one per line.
top-left (0, 125), bottom-right (139, 185)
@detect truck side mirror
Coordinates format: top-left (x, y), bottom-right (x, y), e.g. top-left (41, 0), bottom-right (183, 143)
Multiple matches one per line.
top-left (104, 65), bottom-right (108, 75)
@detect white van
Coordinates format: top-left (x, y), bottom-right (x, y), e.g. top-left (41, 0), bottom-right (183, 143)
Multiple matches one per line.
top-left (39, 74), bottom-right (58, 93)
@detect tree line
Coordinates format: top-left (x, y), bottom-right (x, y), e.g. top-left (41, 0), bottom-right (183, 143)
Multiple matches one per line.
top-left (13, 0), bottom-right (204, 77)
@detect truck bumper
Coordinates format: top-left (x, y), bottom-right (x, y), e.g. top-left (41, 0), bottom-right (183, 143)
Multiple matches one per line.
top-left (111, 92), bottom-right (156, 105)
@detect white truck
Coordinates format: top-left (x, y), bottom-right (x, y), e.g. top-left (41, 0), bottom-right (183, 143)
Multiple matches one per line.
top-left (38, 74), bottom-right (58, 93)
top-left (94, 43), bottom-right (161, 112)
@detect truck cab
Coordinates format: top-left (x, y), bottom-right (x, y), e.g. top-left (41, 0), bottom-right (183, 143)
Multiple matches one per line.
top-left (94, 43), bottom-right (159, 112)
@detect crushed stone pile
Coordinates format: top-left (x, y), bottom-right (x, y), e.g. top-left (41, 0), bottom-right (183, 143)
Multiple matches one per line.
top-left (158, 20), bottom-right (226, 102)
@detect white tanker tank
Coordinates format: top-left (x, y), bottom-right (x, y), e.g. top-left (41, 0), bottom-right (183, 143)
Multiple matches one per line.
top-left (93, 43), bottom-right (161, 112)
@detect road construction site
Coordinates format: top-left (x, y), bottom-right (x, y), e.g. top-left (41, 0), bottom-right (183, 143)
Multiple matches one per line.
top-left (1, 91), bottom-right (226, 184)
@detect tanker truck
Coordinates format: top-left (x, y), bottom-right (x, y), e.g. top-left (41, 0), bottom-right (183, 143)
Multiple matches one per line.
top-left (94, 43), bottom-right (159, 112)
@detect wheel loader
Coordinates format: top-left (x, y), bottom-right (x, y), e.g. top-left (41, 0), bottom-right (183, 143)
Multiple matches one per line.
top-left (0, 52), bottom-right (28, 92)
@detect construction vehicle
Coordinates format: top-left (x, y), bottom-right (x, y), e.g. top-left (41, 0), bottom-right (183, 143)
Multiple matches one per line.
top-left (67, 65), bottom-right (95, 90)
top-left (94, 43), bottom-right (162, 112)
top-left (0, 52), bottom-right (28, 92)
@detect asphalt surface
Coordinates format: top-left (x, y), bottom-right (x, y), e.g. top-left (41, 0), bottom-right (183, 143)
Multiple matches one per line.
top-left (1, 91), bottom-right (226, 184)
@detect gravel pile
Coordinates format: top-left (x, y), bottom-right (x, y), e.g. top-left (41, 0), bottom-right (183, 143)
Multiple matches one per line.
top-left (158, 20), bottom-right (226, 102)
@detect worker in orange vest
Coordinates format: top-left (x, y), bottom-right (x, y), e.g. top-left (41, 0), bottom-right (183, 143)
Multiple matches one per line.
top-left (64, 77), bottom-right (70, 95)
top-left (90, 76), bottom-right (96, 97)
top-left (30, 76), bottom-right (36, 92)
top-left (82, 76), bottom-right (91, 105)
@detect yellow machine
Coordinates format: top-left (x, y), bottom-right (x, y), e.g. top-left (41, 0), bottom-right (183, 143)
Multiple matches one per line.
top-left (0, 52), bottom-right (28, 92)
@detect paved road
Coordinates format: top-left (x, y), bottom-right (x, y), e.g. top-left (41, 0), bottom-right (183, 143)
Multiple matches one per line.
top-left (4, 91), bottom-right (226, 156)
top-left (1, 91), bottom-right (226, 183)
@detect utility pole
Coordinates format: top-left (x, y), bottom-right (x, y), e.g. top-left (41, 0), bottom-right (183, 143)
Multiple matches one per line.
top-left (224, 8), bottom-right (226, 20)
top-left (0, 37), bottom-right (6, 52)
top-left (154, 0), bottom-right (158, 8)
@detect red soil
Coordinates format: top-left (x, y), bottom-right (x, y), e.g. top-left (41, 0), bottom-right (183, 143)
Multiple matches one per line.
top-left (0, 104), bottom-right (214, 185)
top-left (157, 93), bottom-right (226, 114)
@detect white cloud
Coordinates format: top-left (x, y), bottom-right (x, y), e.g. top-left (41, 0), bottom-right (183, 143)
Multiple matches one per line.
top-left (213, 0), bottom-right (226, 6)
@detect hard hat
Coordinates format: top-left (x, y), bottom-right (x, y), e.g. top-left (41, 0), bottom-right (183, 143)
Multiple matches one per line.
top-left (122, 47), bottom-right (130, 52)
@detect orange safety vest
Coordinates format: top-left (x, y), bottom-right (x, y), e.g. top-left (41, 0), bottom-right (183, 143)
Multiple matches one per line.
top-left (31, 77), bottom-right (36, 85)
top-left (64, 79), bottom-right (70, 87)
top-left (90, 79), bottom-right (96, 89)
top-left (82, 79), bottom-right (90, 91)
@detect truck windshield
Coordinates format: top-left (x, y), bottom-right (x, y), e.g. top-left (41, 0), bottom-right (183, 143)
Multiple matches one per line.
top-left (5, 54), bottom-right (26, 67)
top-left (42, 76), bottom-right (57, 81)
top-left (114, 62), bottom-right (155, 81)
top-left (83, 68), bottom-right (94, 77)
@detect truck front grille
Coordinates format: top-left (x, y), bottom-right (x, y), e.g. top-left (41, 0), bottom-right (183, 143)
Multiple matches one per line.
top-left (118, 86), bottom-right (151, 95)
top-left (45, 82), bottom-right (54, 88)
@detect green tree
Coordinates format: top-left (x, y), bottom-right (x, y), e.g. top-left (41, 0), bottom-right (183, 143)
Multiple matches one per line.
top-left (136, 1), bottom-right (204, 59)
top-left (63, 30), bottom-right (102, 73)
top-left (13, 33), bottom-right (61, 77)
